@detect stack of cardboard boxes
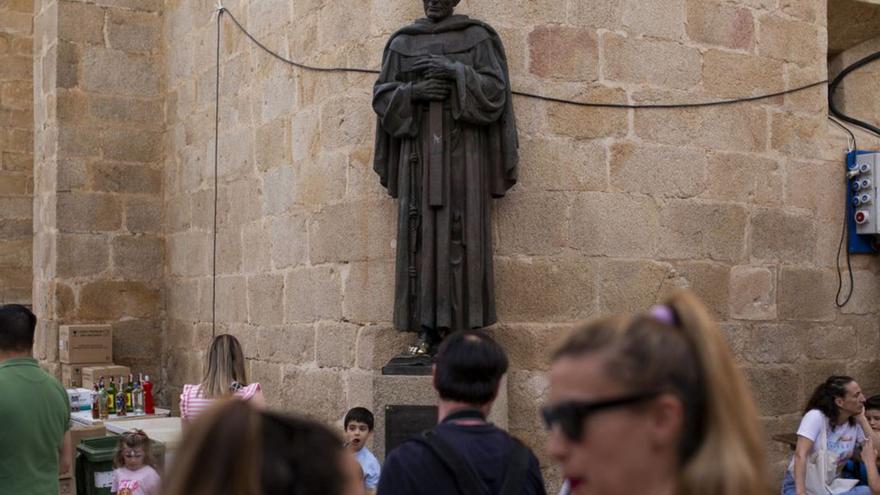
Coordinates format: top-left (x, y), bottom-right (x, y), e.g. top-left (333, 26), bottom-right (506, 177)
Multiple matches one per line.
top-left (58, 325), bottom-right (124, 494)
top-left (59, 325), bottom-right (131, 388)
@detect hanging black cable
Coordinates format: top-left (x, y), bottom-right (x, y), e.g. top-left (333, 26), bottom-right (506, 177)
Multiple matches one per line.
top-left (212, 7), bottom-right (223, 337)
top-left (512, 81), bottom-right (828, 109)
top-left (834, 176), bottom-right (855, 308)
top-left (223, 9), bottom-right (378, 74)
top-left (828, 116), bottom-right (856, 150)
top-left (220, 8), bottom-right (828, 110)
top-left (829, 50), bottom-right (880, 138)
top-left (828, 116), bottom-right (856, 308)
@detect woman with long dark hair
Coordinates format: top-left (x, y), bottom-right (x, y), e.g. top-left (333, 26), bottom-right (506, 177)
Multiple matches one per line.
top-left (781, 376), bottom-right (874, 495)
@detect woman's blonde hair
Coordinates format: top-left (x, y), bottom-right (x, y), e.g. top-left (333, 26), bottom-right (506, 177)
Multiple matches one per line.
top-left (553, 290), bottom-right (769, 495)
top-left (200, 334), bottom-right (248, 399)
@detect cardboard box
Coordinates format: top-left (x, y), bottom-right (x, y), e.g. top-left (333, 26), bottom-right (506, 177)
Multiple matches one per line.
top-left (61, 363), bottom-right (106, 388)
top-left (59, 424), bottom-right (107, 480)
top-left (66, 388), bottom-right (93, 411)
top-left (81, 365), bottom-right (131, 390)
top-left (59, 325), bottom-right (112, 364)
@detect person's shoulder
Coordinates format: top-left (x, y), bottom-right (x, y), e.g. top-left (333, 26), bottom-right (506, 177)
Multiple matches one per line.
top-left (362, 447), bottom-right (381, 466)
top-left (462, 22), bottom-right (493, 39)
top-left (233, 382), bottom-right (261, 400)
top-left (797, 409), bottom-right (827, 438)
top-left (803, 409), bottom-right (827, 422)
top-left (384, 436), bottom-right (433, 467)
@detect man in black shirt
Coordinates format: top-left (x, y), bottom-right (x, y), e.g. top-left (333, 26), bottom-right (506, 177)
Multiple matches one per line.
top-left (377, 330), bottom-right (547, 495)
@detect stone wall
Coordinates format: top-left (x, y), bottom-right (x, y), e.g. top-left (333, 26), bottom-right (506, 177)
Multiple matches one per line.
top-left (157, 0), bottom-right (880, 488)
top-left (31, 0), bottom-right (165, 384)
top-left (0, 0), bottom-right (34, 305)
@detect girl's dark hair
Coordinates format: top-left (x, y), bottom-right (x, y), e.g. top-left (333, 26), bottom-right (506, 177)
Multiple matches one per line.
top-left (805, 376), bottom-right (857, 425)
top-left (164, 400), bottom-right (347, 495)
top-left (866, 395), bottom-right (880, 411)
top-left (113, 430), bottom-right (156, 470)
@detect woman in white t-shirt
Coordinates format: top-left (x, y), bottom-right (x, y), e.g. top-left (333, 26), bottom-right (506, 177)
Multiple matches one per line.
top-left (180, 334), bottom-right (264, 426)
top-left (782, 375), bottom-right (874, 495)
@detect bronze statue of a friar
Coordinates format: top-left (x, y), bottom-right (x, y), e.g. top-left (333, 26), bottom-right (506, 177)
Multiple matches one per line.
top-left (372, 0), bottom-right (518, 370)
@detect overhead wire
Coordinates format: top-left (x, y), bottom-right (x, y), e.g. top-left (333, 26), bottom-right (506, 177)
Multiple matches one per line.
top-left (829, 50), bottom-right (880, 139)
top-left (211, 7), bottom-right (880, 314)
top-left (219, 8), bottom-right (830, 110)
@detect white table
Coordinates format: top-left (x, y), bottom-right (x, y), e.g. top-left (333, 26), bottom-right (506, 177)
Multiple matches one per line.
top-left (70, 407), bottom-right (171, 427)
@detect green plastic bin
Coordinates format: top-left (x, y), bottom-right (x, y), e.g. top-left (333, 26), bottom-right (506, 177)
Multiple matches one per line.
top-left (74, 435), bottom-right (164, 495)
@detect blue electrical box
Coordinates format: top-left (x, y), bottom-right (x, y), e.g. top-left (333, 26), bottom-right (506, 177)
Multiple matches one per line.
top-left (847, 150), bottom-right (880, 253)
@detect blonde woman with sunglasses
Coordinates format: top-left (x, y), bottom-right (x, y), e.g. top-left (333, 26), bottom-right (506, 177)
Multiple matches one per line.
top-left (543, 290), bottom-right (769, 495)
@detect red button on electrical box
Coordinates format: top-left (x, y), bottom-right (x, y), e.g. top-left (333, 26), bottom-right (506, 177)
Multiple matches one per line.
top-left (855, 210), bottom-right (869, 224)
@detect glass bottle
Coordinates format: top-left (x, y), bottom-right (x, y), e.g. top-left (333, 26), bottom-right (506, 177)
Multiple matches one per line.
top-left (143, 375), bottom-right (154, 414)
top-left (98, 380), bottom-right (109, 420)
top-left (107, 377), bottom-right (117, 415)
top-left (115, 390), bottom-right (126, 416)
top-left (133, 374), bottom-right (144, 414)
top-left (125, 374), bottom-right (134, 413)
top-left (91, 384), bottom-right (100, 420)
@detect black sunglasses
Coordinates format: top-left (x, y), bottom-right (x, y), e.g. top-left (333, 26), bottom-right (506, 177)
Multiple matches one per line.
top-left (541, 391), bottom-right (663, 441)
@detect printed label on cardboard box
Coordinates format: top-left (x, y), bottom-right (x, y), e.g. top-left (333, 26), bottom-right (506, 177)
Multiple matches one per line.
top-left (59, 325), bottom-right (112, 364)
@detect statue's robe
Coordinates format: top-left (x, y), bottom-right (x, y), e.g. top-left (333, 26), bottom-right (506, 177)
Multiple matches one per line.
top-left (373, 15), bottom-right (518, 334)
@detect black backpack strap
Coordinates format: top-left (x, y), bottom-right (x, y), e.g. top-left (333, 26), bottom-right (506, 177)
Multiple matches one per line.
top-left (499, 438), bottom-right (531, 495)
top-left (411, 429), bottom-right (489, 495)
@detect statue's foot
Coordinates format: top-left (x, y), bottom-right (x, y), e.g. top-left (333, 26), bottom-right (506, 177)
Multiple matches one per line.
top-left (405, 332), bottom-right (434, 357)
top-left (381, 330), bottom-right (437, 375)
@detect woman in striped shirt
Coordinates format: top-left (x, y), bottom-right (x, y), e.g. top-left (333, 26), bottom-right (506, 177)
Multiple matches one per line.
top-left (179, 334), bottom-right (264, 425)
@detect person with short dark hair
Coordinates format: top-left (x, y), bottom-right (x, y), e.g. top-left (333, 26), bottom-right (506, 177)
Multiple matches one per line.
top-left (345, 407), bottom-right (381, 493)
top-left (165, 399), bottom-right (365, 495)
top-left (0, 304), bottom-right (72, 495)
top-left (377, 330), bottom-right (546, 495)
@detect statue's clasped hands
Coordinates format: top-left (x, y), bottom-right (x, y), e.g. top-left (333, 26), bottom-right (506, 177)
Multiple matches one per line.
top-left (412, 55), bottom-right (456, 102)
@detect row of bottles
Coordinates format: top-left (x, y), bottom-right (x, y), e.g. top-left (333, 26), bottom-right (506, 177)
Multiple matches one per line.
top-left (90, 373), bottom-right (154, 420)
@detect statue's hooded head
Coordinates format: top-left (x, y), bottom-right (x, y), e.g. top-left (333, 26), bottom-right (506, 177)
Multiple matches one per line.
top-left (422, 0), bottom-right (460, 22)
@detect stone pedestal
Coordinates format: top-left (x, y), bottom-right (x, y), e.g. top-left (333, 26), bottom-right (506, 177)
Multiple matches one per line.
top-left (367, 373), bottom-right (508, 460)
